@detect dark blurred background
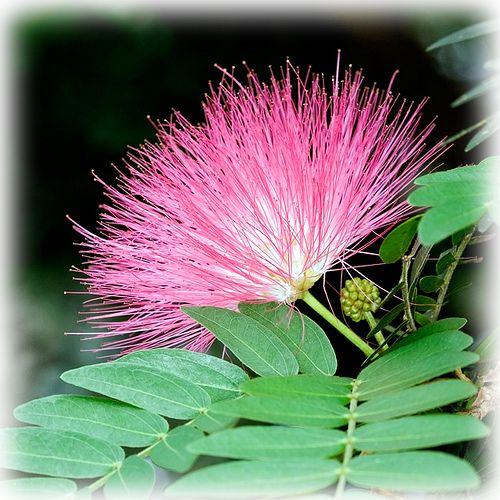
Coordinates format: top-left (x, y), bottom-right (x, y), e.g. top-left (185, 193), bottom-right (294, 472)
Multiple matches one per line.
top-left (7, 6), bottom-right (497, 413)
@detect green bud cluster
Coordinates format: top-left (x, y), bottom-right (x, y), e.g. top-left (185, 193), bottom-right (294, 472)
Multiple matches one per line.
top-left (340, 277), bottom-right (381, 322)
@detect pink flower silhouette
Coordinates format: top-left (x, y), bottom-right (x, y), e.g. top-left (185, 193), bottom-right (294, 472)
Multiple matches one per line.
top-left (71, 62), bottom-right (445, 355)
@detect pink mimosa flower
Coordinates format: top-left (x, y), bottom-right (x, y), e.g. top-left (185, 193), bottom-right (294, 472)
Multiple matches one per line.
top-left (71, 61), bottom-right (445, 356)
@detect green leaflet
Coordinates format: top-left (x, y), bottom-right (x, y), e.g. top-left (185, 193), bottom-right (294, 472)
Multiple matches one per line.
top-left (149, 425), bottom-right (204, 473)
top-left (182, 306), bottom-right (299, 376)
top-left (210, 395), bottom-right (348, 428)
top-left (192, 410), bottom-right (237, 434)
top-left (14, 395), bottom-right (169, 448)
top-left (188, 425), bottom-right (346, 459)
top-left (0, 477), bottom-right (78, 500)
top-left (426, 19), bottom-right (500, 51)
top-left (61, 363), bottom-right (211, 420)
top-left (0, 427), bottom-right (124, 478)
top-left (241, 374), bottom-right (352, 404)
top-left (238, 301), bottom-right (337, 376)
top-left (347, 451), bottom-right (481, 491)
top-left (115, 348), bottom-right (248, 402)
top-left (355, 379), bottom-right (477, 422)
top-left (164, 458), bottom-right (340, 498)
top-left (379, 215), bottom-right (421, 263)
top-left (103, 456), bottom-right (155, 500)
top-left (408, 157), bottom-right (500, 245)
top-left (352, 414), bottom-right (489, 452)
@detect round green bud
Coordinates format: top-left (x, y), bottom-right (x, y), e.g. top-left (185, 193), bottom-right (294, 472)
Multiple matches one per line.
top-left (340, 277), bottom-right (381, 322)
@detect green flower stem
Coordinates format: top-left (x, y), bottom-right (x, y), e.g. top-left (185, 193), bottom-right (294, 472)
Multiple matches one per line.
top-left (432, 227), bottom-right (474, 322)
top-left (365, 311), bottom-right (388, 351)
top-left (300, 290), bottom-right (374, 357)
top-left (334, 381), bottom-right (360, 499)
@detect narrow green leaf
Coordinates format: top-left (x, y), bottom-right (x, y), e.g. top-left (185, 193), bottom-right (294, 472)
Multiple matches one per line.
top-left (367, 303), bottom-right (405, 339)
top-left (182, 306), bottom-right (299, 377)
top-left (61, 363), bottom-right (211, 420)
top-left (347, 451), bottom-right (480, 491)
top-left (356, 379), bottom-right (477, 422)
top-left (14, 395), bottom-right (169, 447)
top-left (357, 332), bottom-right (479, 400)
top-left (103, 456), bottom-right (155, 500)
top-left (379, 216), bottom-right (421, 263)
top-left (426, 19), bottom-right (500, 51)
top-left (419, 275), bottom-right (445, 293)
top-left (0, 477), bottom-right (77, 499)
top-left (473, 445), bottom-right (500, 477)
top-left (149, 425), bottom-right (204, 473)
top-left (451, 75), bottom-right (500, 108)
top-left (353, 415), bottom-right (489, 452)
top-left (210, 395), bottom-right (348, 428)
top-left (238, 301), bottom-right (337, 376)
top-left (470, 477), bottom-right (500, 500)
top-left (0, 427), bottom-right (124, 478)
top-left (116, 348), bottom-right (248, 402)
top-left (466, 113), bottom-right (500, 152)
top-left (164, 458), bottom-right (340, 498)
top-left (241, 374), bottom-right (352, 404)
top-left (192, 410), bottom-right (238, 434)
top-left (188, 425), bottom-right (346, 459)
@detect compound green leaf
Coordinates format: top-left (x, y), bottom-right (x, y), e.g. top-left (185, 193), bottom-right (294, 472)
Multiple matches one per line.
top-left (61, 363), bottom-right (210, 420)
top-left (238, 301), bottom-right (337, 376)
top-left (182, 306), bottom-right (299, 377)
top-left (149, 425), bottom-right (204, 473)
top-left (353, 415), bottom-right (489, 452)
top-left (408, 158), bottom-right (500, 245)
top-left (103, 456), bottom-right (155, 500)
top-left (164, 458), bottom-right (340, 498)
top-left (0, 427), bottom-right (124, 478)
top-left (379, 216), bottom-right (421, 263)
top-left (14, 395), bottom-right (168, 448)
top-left (116, 348), bottom-right (248, 402)
top-left (209, 395), bottom-right (348, 428)
top-left (188, 425), bottom-right (346, 459)
top-left (426, 19), bottom-right (500, 51)
top-left (347, 451), bottom-right (480, 491)
top-left (0, 477), bottom-right (77, 500)
top-left (356, 379), bottom-right (477, 422)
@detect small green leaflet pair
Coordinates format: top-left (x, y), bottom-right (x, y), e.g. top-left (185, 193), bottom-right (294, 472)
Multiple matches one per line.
top-left (0, 302), bottom-right (489, 499)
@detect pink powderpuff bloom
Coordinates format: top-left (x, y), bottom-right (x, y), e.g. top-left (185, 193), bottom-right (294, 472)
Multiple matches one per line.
top-left (70, 61), bottom-right (446, 356)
